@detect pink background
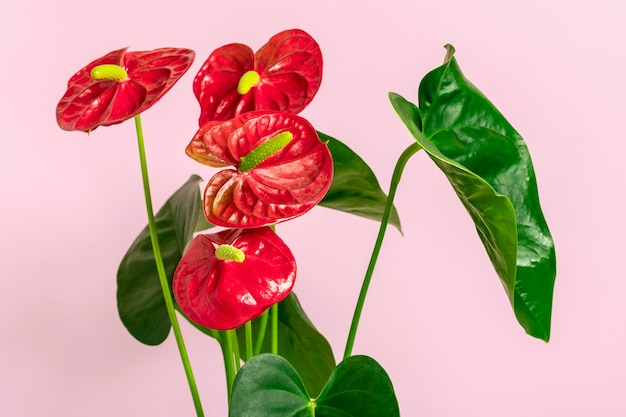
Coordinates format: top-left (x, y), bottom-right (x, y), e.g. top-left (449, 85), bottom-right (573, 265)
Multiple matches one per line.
top-left (2, 0), bottom-right (624, 415)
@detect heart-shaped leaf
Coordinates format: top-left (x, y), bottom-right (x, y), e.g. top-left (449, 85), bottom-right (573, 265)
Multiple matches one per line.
top-left (318, 131), bottom-right (402, 232)
top-left (229, 354), bottom-right (312, 417)
top-left (229, 354), bottom-right (399, 417)
top-left (116, 175), bottom-right (213, 345)
top-left (314, 355), bottom-right (400, 417)
top-left (389, 45), bottom-right (556, 341)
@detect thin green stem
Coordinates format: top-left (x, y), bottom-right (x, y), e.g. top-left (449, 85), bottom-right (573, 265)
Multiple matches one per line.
top-left (254, 310), bottom-right (270, 355)
top-left (222, 330), bottom-right (235, 404)
top-left (134, 115), bottom-right (204, 416)
top-left (210, 328), bottom-right (222, 344)
top-left (231, 330), bottom-right (241, 373)
top-left (245, 321), bottom-right (253, 360)
top-left (343, 142), bottom-right (421, 360)
top-left (271, 303), bottom-right (279, 355)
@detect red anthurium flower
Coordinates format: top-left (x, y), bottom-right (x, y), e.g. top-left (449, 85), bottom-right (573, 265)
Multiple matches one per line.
top-left (186, 111), bottom-right (333, 228)
top-left (56, 47), bottom-right (195, 132)
top-left (173, 227), bottom-right (296, 330)
top-left (193, 29), bottom-right (322, 125)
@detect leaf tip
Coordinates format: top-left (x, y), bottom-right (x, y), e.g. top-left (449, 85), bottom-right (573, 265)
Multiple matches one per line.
top-left (443, 44), bottom-right (456, 63)
top-left (535, 326), bottom-right (551, 343)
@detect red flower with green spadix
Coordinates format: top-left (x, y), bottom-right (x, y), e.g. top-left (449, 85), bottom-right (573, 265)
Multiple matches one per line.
top-left (173, 227), bottom-right (296, 330)
top-left (193, 29), bottom-right (322, 125)
top-left (186, 111), bottom-right (333, 228)
top-left (56, 47), bottom-right (195, 132)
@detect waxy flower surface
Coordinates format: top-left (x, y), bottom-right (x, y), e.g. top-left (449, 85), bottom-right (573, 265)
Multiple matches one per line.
top-left (194, 29), bottom-right (322, 125)
top-left (173, 227), bottom-right (296, 330)
top-left (187, 111), bottom-right (333, 228)
top-left (56, 47), bottom-right (195, 132)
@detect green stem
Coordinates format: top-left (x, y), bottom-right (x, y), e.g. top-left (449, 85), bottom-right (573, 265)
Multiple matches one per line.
top-left (134, 115), bottom-right (204, 417)
top-left (271, 303), bottom-right (279, 355)
top-left (254, 310), bottom-right (270, 355)
top-left (343, 142), bottom-right (421, 359)
top-left (268, 226), bottom-right (278, 356)
top-left (245, 321), bottom-right (253, 360)
top-left (210, 328), bottom-right (222, 344)
top-left (222, 330), bottom-right (235, 404)
top-left (231, 329), bottom-right (241, 373)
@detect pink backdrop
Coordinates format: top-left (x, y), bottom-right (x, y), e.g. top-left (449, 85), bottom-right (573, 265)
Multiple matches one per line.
top-left (2, 0), bottom-right (624, 415)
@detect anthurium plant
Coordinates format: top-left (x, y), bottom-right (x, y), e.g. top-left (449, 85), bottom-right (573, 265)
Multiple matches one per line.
top-left (56, 29), bottom-right (556, 416)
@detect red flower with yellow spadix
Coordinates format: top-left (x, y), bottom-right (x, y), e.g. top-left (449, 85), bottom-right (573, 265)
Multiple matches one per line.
top-left (173, 227), bottom-right (296, 330)
top-left (56, 47), bottom-right (195, 132)
top-left (186, 111), bottom-right (333, 228)
top-left (193, 29), bottom-right (322, 125)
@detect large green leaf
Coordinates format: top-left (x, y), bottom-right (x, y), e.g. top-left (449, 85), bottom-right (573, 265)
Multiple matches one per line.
top-left (229, 354), bottom-right (312, 417)
top-left (116, 175), bottom-right (212, 345)
top-left (236, 293), bottom-right (335, 398)
top-left (229, 354), bottom-right (399, 417)
top-left (389, 45), bottom-right (556, 341)
top-left (318, 131), bottom-right (402, 232)
top-left (315, 355), bottom-right (400, 417)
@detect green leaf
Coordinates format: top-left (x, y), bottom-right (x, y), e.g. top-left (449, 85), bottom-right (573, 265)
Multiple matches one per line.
top-left (229, 354), bottom-right (399, 417)
top-left (236, 293), bottom-right (336, 397)
top-left (389, 45), bottom-right (556, 341)
top-left (318, 131), bottom-right (402, 233)
top-left (229, 354), bottom-right (313, 417)
top-left (116, 175), bottom-right (213, 345)
top-left (315, 355), bottom-right (400, 417)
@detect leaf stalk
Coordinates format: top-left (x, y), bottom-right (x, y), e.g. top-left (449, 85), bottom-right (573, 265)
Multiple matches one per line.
top-left (343, 142), bottom-right (421, 359)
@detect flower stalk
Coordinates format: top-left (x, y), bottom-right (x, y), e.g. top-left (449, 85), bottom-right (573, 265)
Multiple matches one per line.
top-left (134, 115), bottom-right (204, 417)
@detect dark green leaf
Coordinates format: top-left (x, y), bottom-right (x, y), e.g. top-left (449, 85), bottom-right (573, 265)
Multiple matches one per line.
top-left (236, 293), bottom-right (335, 397)
top-left (318, 131), bottom-right (402, 233)
top-left (315, 355), bottom-right (400, 417)
top-left (229, 354), bottom-right (399, 417)
top-left (116, 175), bottom-right (213, 345)
top-left (229, 354), bottom-right (313, 417)
top-left (389, 45), bottom-right (556, 341)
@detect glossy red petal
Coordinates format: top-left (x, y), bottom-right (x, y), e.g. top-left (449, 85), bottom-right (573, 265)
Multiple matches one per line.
top-left (193, 44), bottom-right (255, 125)
top-left (56, 48), bottom-right (126, 131)
top-left (193, 29), bottom-right (322, 125)
top-left (173, 228), bottom-right (296, 330)
top-left (203, 170), bottom-right (313, 228)
top-left (124, 48), bottom-right (195, 115)
top-left (254, 73), bottom-right (305, 110)
top-left (67, 83), bottom-right (119, 132)
top-left (186, 117), bottom-right (246, 167)
top-left (107, 81), bottom-right (147, 122)
top-left (196, 111), bottom-right (333, 228)
top-left (255, 29), bottom-right (322, 114)
top-left (248, 149), bottom-right (333, 201)
top-left (56, 47), bottom-right (195, 132)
